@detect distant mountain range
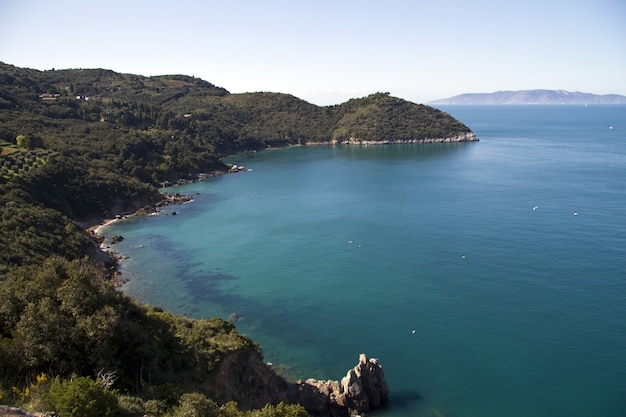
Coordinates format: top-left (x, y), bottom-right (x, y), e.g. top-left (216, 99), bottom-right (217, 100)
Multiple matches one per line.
top-left (430, 90), bottom-right (626, 105)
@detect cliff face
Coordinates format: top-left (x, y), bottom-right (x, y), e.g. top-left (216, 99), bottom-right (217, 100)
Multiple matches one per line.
top-left (202, 352), bottom-right (389, 417)
top-left (202, 348), bottom-right (292, 410)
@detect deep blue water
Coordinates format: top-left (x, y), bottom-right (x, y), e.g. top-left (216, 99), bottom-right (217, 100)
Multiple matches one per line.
top-left (103, 105), bottom-right (626, 417)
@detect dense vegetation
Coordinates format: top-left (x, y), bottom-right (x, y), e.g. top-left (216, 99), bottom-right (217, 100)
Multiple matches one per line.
top-left (0, 62), bottom-right (471, 186)
top-left (0, 62), bottom-right (474, 415)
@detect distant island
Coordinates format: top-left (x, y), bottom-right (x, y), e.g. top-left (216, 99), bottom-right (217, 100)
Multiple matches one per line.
top-left (430, 89), bottom-right (626, 105)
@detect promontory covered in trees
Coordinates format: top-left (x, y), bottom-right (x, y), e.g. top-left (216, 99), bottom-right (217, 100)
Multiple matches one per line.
top-left (0, 62), bottom-right (475, 416)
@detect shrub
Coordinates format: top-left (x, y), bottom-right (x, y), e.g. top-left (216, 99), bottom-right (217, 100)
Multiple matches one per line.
top-left (44, 376), bottom-right (118, 417)
top-left (116, 394), bottom-right (146, 417)
top-left (252, 403), bottom-right (309, 417)
top-left (144, 399), bottom-right (168, 416)
top-left (172, 392), bottom-right (218, 417)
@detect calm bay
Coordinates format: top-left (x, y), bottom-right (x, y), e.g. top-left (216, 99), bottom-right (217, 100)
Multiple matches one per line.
top-left (103, 105), bottom-right (626, 417)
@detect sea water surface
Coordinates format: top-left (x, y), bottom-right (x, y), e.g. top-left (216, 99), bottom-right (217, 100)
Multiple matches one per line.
top-left (103, 105), bottom-right (626, 417)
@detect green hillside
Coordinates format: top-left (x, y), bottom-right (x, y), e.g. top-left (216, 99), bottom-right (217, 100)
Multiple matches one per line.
top-left (0, 62), bottom-right (473, 186)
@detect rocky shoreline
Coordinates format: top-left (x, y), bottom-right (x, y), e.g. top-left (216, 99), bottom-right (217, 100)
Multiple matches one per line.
top-left (336, 132), bottom-right (478, 145)
top-left (85, 192), bottom-right (192, 234)
top-left (205, 352), bottom-right (389, 417)
top-left (81, 192), bottom-right (195, 283)
top-left (301, 132), bottom-right (478, 146)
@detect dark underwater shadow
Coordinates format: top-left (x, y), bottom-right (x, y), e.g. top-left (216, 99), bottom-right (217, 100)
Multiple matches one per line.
top-left (384, 390), bottom-right (456, 417)
top-left (384, 388), bottom-right (424, 413)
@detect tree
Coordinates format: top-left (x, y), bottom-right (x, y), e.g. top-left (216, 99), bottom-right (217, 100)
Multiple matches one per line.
top-left (16, 134), bottom-right (27, 148)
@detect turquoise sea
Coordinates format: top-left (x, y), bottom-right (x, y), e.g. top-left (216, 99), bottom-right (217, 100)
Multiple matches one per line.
top-left (103, 105), bottom-right (626, 417)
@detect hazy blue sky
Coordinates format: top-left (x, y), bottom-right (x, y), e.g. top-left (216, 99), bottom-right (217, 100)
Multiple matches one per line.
top-left (1, 0), bottom-right (624, 105)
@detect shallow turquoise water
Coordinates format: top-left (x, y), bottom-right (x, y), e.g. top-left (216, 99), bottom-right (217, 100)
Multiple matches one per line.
top-left (104, 105), bottom-right (626, 417)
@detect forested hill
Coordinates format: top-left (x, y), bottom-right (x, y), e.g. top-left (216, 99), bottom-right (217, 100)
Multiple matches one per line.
top-left (0, 62), bottom-right (473, 184)
top-left (0, 62), bottom-right (474, 416)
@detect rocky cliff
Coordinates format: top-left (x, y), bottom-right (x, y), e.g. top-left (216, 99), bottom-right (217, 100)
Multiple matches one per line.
top-left (204, 351), bottom-right (389, 417)
top-left (294, 354), bottom-right (389, 417)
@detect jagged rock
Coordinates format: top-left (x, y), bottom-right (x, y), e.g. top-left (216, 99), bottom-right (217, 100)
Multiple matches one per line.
top-left (295, 354), bottom-right (389, 417)
top-left (205, 351), bottom-right (389, 416)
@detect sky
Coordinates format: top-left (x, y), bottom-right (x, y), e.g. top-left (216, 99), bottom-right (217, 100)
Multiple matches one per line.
top-left (1, 0), bottom-right (625, 105)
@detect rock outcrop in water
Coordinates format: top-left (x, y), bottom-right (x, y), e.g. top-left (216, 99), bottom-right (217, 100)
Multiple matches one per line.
top-left (295, 354), bottom-right (390, 417)
top-left (203, 351), bottom-right (389, 417)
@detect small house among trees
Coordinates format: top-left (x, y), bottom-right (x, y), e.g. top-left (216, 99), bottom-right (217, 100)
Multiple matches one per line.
top-left (39, 93), bottom-right (60, 102)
